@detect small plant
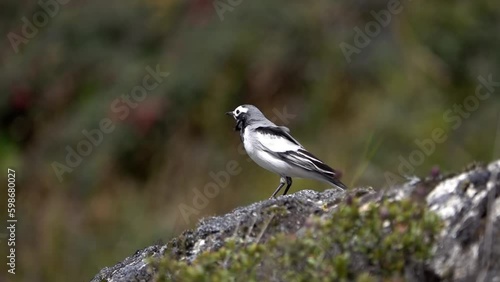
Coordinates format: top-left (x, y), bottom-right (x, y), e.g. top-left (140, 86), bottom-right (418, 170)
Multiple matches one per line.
top-left (153, 198), bottom-right (442, 281)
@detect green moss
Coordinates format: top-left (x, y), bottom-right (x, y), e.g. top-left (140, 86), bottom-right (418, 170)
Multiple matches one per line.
top-left (153, 199), bottom-right (442, 281)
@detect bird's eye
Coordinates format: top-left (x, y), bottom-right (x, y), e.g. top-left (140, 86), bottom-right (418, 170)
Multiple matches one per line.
top-left (236, 110), bottom-right (240, 114)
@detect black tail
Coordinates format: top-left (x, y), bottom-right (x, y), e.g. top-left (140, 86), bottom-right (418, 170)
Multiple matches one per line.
top-left (328, 176), bottom-right (347, 190)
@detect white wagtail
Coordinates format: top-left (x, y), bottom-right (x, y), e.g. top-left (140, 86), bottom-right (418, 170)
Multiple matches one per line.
top-left (226, 104), bottom-right (347, 198)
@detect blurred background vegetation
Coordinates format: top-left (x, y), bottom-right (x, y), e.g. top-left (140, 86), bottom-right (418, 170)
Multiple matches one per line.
top-left (0, 0), bottom-right (499, 281)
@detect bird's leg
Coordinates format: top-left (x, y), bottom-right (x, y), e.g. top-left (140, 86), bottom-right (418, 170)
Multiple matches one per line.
top-left (282, 177), bottom-right (292, 195)
top-left (270, 177), bottom-right (286, 198)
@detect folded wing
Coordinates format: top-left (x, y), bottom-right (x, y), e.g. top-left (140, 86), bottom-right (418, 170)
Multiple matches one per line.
top-left (254, 126), bottom-right (303, 152)
top-left (255, 126), bottom-right (346, 189)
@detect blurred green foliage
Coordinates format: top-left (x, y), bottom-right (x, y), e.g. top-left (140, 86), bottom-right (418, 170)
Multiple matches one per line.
top-left (0, 0), bottom-right (498, 280)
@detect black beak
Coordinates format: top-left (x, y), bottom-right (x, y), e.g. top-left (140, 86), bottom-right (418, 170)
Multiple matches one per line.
top-left (226, 111), bottom-right (234, 117)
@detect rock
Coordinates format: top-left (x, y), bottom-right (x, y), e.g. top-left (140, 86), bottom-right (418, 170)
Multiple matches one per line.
top-left (90, 160), bottom-right (500, 282)
top-left (91, 245), bottom-right (166, 282)
top-left (426, 161), bottom-right (500, 281)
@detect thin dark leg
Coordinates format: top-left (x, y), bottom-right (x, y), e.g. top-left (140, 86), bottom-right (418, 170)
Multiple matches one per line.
top-left (270, 177), bottom-right (286, 198)
top-left (282, 177), bottom-right (292, 195)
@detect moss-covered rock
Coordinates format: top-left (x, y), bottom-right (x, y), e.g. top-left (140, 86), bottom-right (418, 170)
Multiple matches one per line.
top-left (91, 159), bottom-right (500, 282)
top-left (154, 198), bottom-right (441, 281)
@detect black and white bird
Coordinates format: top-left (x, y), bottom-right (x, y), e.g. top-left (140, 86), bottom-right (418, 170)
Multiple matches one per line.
top-left (226, 104), bottom-right (347, 198)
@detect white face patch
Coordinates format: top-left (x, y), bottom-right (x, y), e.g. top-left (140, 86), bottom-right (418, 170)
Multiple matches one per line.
top-left (233, 106), bottom-right (248, 118)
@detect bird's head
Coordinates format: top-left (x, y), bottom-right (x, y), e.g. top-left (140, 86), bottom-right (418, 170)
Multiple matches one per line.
top-left (226, 105), bottom-right (263, 131)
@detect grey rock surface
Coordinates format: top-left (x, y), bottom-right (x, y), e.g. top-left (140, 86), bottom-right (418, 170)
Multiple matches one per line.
top-left (91, 160), bottom-right (500, 282)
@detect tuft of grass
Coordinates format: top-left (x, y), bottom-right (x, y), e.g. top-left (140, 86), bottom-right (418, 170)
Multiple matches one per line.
top-left (152, 198), bottom-right (442, 281)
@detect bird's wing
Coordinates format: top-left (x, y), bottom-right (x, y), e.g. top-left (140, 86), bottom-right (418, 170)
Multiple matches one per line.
top-left (280, 149), bottom-right (336, 177)
top-left (254, 126), bottom-right (304, 152)
top-left (277, 126), bottom-right (291, 133)
top-left (280, 149), bottom-right (347, 189)
top-left (254, 126), bottom-right (346, 189)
